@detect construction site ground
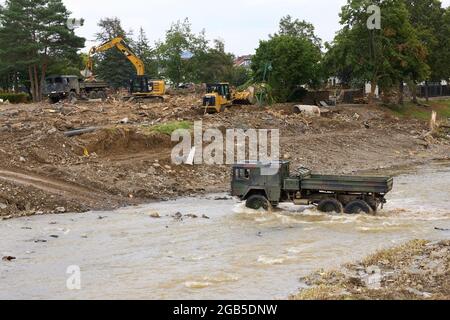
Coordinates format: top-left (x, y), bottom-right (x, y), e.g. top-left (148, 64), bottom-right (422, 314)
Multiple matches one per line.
top-left (0, 94), bottom-right (449, 219)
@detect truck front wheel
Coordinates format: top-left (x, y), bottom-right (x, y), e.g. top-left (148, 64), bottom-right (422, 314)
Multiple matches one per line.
top-left (318, 199), bottom-right (344, 214)
top-left (246, 195), bottom-right (270, 211)
top-left (345, 200), bottom-right (374, 215)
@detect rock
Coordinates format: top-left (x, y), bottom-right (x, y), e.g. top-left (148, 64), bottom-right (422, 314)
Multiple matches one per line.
top-left (47, 127), bottom-right (57, 134)
top-left (119, 117), bottom-right (129, 124)
top-left (148, 212), bottom-right (161, 218)
top-left (19, 156), bottom-right (26, 162)
top-left (0, 203), bottom-right (7, 210)
top-left (55, 207), bottom-right (66, 213)
top-left (293, 105), bottom-right (321, 117)
top-left (2, 256), bottom-right (16, 262)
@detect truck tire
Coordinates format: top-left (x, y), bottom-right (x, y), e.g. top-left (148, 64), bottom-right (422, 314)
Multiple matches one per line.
top-left (68, 92), bottom-right (77, 104)
top-left (97, 91), bottom-right (107, 101)
top-left (317, 199), bottom-right (344, 213)
top-left (246, 195), bottom-right (270, 211)
top-left (345, 200), bottom-right (374, 215)
top-left (89, 91), bottom-right (98, 100)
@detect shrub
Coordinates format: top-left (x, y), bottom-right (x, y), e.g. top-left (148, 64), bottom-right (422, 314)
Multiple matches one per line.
top-left (0, 93), bottom-right (30, 104)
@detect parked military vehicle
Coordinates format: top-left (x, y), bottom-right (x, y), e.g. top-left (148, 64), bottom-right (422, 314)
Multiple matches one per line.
top-left (44, 75), bottom-right (108, 103)
top-left (231, 161), bottom-right (394, 214)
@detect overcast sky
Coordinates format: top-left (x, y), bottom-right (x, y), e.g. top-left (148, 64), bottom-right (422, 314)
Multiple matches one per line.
top-left (2, 0), bottom-right (450, 55)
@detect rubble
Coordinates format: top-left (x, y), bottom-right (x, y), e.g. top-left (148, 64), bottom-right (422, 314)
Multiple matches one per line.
top-left (0, 96), bottom-right (448, 219)
top-left (291, 240), bottom-right (450, 300)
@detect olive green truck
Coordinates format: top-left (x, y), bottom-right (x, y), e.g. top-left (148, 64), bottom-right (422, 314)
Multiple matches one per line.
top-left (231, 161), bottom-right (394, 214)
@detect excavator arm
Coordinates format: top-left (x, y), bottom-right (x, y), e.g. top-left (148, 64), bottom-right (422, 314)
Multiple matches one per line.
top-left (86, 37), bottom-right (145, 76)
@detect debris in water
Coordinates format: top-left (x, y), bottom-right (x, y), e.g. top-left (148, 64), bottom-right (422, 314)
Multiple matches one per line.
top-left (49, 235), bottom-right (59, 239)
top-left (98, 216), bottom-right (107, 220)
top-left (34, 239), bottom-right (47, 243)
top-left (185, 214), bottom-right (198, 219)
top-left (435, 227), bottom-right (450, 232)
top-left (202, 214), bottom-right (210, 219)
top-left (172, 212), bottom-right (183, 221)
top-left (2, 256), bottom-right (16, 262)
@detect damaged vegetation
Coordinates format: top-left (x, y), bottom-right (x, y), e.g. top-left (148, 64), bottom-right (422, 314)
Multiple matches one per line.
top-left (291, 240), bottom-right (450, 300)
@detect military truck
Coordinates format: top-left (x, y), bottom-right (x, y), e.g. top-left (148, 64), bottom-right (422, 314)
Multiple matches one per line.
top-left (44, 75), bottom-right (109, 103)
top-left (231, 161), bottom-right (394, 214)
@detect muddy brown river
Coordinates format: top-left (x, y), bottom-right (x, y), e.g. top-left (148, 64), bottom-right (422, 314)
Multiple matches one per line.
top-left (1, 162), bottom-right (449, 300)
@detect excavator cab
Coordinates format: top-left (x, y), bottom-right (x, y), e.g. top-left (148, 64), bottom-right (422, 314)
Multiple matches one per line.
top-left (129, 76), bottom-right (166, 101)
top-left (203, 83), bottom-right (233, 113)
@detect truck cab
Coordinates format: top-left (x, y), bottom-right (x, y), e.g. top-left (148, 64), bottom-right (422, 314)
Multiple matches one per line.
top-left (231, 161), bottom-right (291, 209)
top-left (44, 75), bottom-right (80, 102)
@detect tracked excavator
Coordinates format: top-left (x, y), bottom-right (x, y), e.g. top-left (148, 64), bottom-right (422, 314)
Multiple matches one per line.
top-left (83, 37), bottom-right (165, 102)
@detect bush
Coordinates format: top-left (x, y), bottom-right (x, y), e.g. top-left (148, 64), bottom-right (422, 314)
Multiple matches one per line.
top-left (0, 93), bottom-right (30, 103)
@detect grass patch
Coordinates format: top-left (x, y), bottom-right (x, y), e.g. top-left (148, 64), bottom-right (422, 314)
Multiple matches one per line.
top-left (150, 121), bottom-right (192, 135)
top-left (385, 98), bottom-right (450, 121)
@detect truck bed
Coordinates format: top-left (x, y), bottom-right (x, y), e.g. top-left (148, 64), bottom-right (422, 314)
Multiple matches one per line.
top-left (300, 174), bottom-right (394, 194)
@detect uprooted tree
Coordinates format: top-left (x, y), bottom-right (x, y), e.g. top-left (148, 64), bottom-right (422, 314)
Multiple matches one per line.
top-left (0, 0), bottom-right (85, 101)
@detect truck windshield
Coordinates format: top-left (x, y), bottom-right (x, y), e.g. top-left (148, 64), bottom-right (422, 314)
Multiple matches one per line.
top-left (235, 169), bottom-right (250, 180)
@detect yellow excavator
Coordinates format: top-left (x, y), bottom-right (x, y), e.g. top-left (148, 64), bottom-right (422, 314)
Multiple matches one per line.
top-left (84, 37), bottom-right (165, 102)
top-left (202, 83), bottom-right (255, 113)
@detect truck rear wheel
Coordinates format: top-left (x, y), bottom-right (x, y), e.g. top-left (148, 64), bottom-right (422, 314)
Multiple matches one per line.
top-left (246, 195), bottom-right (270, 211)
top-left (345, 200), bottom-right (374, 215)
top-left (89, 91), bottom-right (98, 100)
top-left (97, 91), bottom-right (107, 101)
top-left (68, 92), bottom-right (77, 104)
top-left (317, 199), bottom-right (343, 214)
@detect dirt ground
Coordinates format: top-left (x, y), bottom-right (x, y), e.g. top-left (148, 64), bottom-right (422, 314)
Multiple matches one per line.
top-left (0, 94), bottom-right (449, 219)
top-left (291, 239), bottom-right (450, 300)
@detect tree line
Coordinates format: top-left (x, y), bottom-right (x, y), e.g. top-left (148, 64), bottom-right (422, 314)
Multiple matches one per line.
top-left (0, 0), bottom-right (449, 103)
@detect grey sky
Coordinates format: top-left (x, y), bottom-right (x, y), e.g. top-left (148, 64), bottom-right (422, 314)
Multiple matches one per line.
top-left (2, 0), bottom-right (449, 55)
top-left (62, 0), bottom-right (449, 55)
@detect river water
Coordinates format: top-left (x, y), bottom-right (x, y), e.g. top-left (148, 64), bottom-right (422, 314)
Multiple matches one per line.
top-left (1, 162), bottom-right (449, 300)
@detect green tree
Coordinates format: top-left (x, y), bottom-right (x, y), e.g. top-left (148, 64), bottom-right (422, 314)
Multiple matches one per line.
top-left (156, 18), bottom-right (208, 86)
top-left (277, 15), bottom-right (322, 48)
top-left (134, 27), bottom-right (159, 79)
top-left (0, 0), bottom-right (85, 101)
top-left (94, 17), bottom-right (135, 89)
top-left (191, 39), bottom-right (235, 84)
top-left (252, 34), bottom-right (322, 102)
top-left (325, 0), bottom-right (429, 104)
top-left (404, 0), bottom-right (449, 81)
